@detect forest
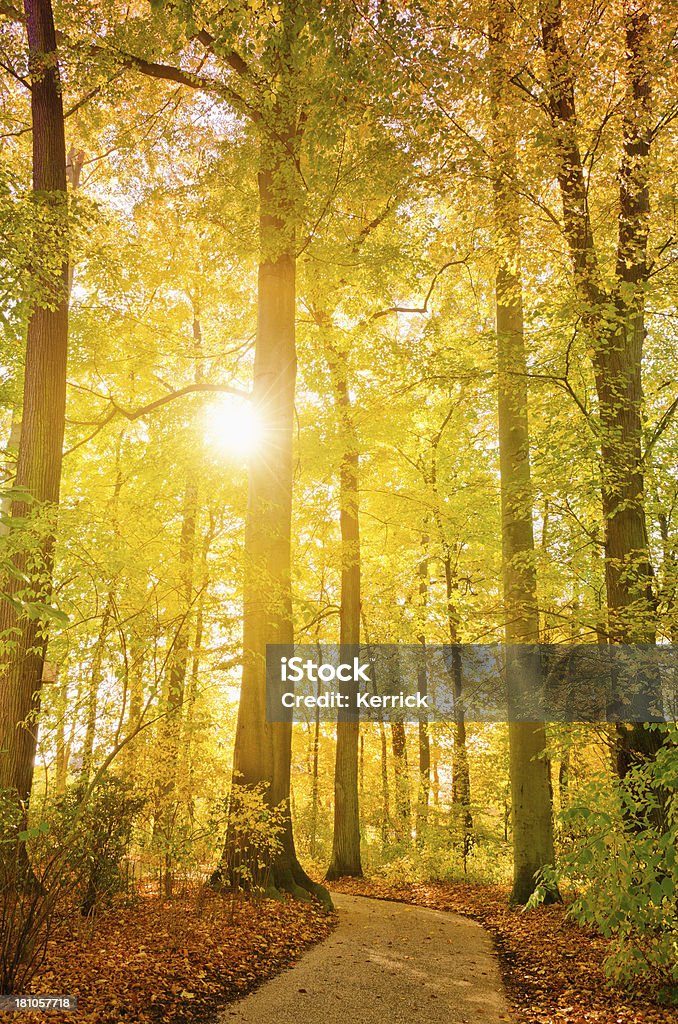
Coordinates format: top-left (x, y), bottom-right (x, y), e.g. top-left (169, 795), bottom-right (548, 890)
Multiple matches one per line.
top-left (0, 0), bottom-right (676, 1021)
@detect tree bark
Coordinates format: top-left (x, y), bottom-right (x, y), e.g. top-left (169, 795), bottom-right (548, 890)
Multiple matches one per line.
top-left (416, 534), bottom-right (430, 846)
top-left (538, 0), bottom-right (661, 769)
top-left (490, 2), bottom-right (558, 904)
top-left (391, 721), bottom-right (411, 843)
top-left (324, 331), bottom-right (362, 881)
top-left (430, 434), bottom-right (474, 853)
top-left (0, 0), bottom-right (69, 802)
top-left (220, 142), bottom-right (329, 903)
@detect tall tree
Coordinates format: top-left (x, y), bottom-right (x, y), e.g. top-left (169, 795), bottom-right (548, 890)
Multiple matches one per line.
top-left (0, 0), bottom-right (69, 803)
top-left (489, 2), bottom-right (557, 903)
top-left (322, 326), bottom-right (363, 881)
top-left (537, 0), bottom-right (661, 769)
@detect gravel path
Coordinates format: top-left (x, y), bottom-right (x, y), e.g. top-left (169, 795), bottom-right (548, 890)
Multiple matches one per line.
top-left (219, 892), bottom-right (512, 1023)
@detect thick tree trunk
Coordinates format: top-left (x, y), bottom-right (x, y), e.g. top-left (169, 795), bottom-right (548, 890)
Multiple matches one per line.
top-left (220, 150), bottom-right (328, 903)
top-left (490, 3), bottom-right (557, 904)
top-left (539, 0), bottom-right (662, 772)
top-left (0, 0), bottom-right (68, 802)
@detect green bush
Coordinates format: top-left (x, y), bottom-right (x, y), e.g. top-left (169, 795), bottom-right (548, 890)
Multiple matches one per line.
top-left (57, 774), bottom-right (145, 916)
top-left (553, 726), bottom-right (677, 1001)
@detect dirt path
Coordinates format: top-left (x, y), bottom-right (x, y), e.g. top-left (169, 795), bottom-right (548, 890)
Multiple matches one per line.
top-left (219, 892), bottom-right (512, 1023)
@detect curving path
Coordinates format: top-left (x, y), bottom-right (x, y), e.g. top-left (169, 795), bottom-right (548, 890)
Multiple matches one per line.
top-left (219, 892), bottom-right (512, 1023)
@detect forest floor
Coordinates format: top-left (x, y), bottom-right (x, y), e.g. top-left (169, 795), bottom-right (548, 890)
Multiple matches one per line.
top-left (329, 879), bottom-right (677, 1024)
top-left (0, 887), bottom-right (335, 1024)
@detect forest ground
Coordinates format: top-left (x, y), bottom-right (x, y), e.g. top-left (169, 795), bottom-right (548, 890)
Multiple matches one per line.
top-left (3, 879), bottom-right (676, 1024)
top-left (0, 887), bottom-right (334, 1024)
top-left (330, 879), bottom-right (678, 1024)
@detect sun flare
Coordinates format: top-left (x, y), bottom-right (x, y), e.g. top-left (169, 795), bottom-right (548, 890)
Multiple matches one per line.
top-left (204, 396), bottom-right (263, 459)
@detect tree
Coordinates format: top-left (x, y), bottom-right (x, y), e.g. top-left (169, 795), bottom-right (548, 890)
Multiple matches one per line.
top-left (489, 1), bottom-right (557, 903)
top-left (0, 0), bottom-right (69, 804)
top-left (322, 324), bottom-right (363, 881)
top-left (537, 0), bottom-right (664, 769)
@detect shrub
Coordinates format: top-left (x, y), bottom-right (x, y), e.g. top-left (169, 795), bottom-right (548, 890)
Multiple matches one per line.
top-left (56, 774), bottom-right (145, 916)
top-left (551, 726), bottom-right (678, 1001)
top-left (209, 782), bottom-right (285, 894)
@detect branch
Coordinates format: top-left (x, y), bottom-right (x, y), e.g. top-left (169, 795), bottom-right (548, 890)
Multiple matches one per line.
top-left (99, 47), bottom-right (261, 124)
top-left (111, 381), bottom-right (249, 420)
top-left (368, 257), bottom-right (468, 322)
top-left (0, 58), bottom-right (30, 89)
top-left (644, 395), bottom-right (678, 463)
top-left (64, 381), bottom-right (250, 456)
top-left (193, 27), bottom-right (250, 79)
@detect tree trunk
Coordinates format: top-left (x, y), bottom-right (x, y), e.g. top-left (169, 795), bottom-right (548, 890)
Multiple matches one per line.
top-left (80, 599), bottom-right (112, 783)
top-left (391, 721), bottom-right (411, 844)
top-left (416, 535), bottom-right (430, 846)
top-left (220, 145), bottom-right (328, 903)
top-left (309, 704), bottom-right (320, 859)
top-left (379, 719), bottom-right (391, 847)
top-left (54, 665), bottom-right (70, 796)
top-left (325, 332), bottom-right (362, 881)
top-left (538, 0), bottom-right (661, 770)
top-left (490, 2), bottom-right (557, 904)
top-left (429, 418), bottom-right (473, 850)
top-left (156, 475), bottom-right (197, 896)
top-left (0, 0), bottom-right (69, 802)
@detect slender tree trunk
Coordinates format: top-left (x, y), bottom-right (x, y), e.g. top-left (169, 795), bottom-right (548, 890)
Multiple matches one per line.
top-left (183, 509), bottom-right (215, 804)
top-left (428, 416), bottom-right (473, 848)
top-left (309, 704), bottom-right (320, 859)
top-left (0, 0), bottom-right (69, 802)
top-left (391, 721), bottom-right (411, 843)
top-left (443, 565), bottom-right (473, 857)
top-left (379, 719), bottom-right (391, 846)
top-left (490, 3), bottom-right (557, 904)
top-left (431, 739), bottom-right (440, 808)
top-left (80, 599), bottom-right (112, 783)
top-left (156, 475), bottom-right (197, 895)
top-left (324, 331), bottom-right (362, 881)
top-left (54, 664), bottom-right (70, 796)
top-left (416, 535), bottom-right (430, 846)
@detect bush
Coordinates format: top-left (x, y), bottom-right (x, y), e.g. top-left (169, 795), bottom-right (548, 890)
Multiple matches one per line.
top-left (0, 790), bottom-right (64, 994)
top-left (209, 782), bottom-right (285, 894)
top-left (553, 726), bottom-right (678, 1001)
top-left (56, 774), bottom-right (145, 916)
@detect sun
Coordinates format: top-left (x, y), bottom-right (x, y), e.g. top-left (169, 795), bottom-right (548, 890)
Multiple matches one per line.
top-left (204, 396), bottom-right (264, 459)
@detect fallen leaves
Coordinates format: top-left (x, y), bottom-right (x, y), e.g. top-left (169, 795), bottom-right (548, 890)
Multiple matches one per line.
top-left (0, 888), bottom-right (336, 1024)
top-left (329, 879), bottom-right (677, 1024)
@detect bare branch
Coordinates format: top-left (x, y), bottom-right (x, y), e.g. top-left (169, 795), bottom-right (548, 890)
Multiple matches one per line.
top-left (644, 395), bottom-right (678, 463)
top-left (369, 257), bottom-right (469, 322)
top-left (64, 381), bottom-right (250, 455)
